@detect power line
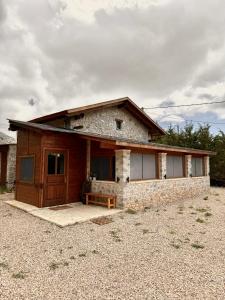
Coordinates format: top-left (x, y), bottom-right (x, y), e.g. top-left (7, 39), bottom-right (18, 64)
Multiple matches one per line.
top-left (158, 115), bottom-right (225, 126)
top-left (143, 99), bottom-right (225, 110)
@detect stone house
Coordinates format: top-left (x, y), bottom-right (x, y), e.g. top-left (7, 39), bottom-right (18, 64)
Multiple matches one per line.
top-left (8, 97), bottom-right (214, 209)
top-left (0, 132), bottom-right (16, 189)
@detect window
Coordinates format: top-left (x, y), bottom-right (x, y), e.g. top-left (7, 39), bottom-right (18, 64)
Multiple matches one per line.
top-left (116, 119), bottom-right (123, 130)
top-left (167, 155), bottom-right (184, 178)
top-left (130, 153), bottom-right (156, 180)
top-left (48, 153), bottom-right (64, 175)
top-left (192, 157), bottom-right (203, 177)
top-left (20, 156), bottom-right (34, 182)
top-left (91, 156), bottom-right (115, 181)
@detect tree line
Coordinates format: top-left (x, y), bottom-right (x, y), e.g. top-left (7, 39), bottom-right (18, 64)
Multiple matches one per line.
top-left (156, 123), bottom-right (225, 181)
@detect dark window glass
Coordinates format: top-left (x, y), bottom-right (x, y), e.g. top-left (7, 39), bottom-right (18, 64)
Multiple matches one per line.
top-left (20, 157), bottom-right (34, 182)
top-left (112, 156), bottom-right (115, 180)
top-left (57, 154), bottom-right (64, 174)
top-left (91, 156), bottom-right (114, 181)
top-left (48, 154), bottom-right (56, 174)
top-left (48, 153), bottom-right (64, 175)
top-left (116, 119), bottom-right (123, 130)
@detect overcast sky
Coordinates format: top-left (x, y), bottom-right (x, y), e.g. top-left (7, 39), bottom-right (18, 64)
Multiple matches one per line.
top-left (1, 0), bottom-right (225, 135)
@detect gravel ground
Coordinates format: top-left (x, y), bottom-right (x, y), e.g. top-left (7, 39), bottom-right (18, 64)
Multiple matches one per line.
top-left (0, 188), bottom-right (225, 300)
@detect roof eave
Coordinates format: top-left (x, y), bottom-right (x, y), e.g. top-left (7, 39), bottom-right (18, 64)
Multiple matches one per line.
top-left (115, 140), bottom-right (216, 156)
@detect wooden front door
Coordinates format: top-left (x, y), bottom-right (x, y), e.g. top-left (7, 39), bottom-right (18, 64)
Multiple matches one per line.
top-left (44, 150), bottom-right (67, 207)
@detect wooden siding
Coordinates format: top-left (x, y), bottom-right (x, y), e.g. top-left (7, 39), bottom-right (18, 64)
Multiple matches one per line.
top-left (15, 129), bottom-right (86, 207)
top-left (16, 130), bottom-right (42, 207)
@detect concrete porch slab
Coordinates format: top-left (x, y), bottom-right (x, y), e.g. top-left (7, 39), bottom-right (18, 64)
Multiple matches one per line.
top-left (5, 200), bottom-right (121, 227)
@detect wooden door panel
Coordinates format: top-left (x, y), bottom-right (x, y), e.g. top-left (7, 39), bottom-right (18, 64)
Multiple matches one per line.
top-left (44, 150), bottom-right (67, 207)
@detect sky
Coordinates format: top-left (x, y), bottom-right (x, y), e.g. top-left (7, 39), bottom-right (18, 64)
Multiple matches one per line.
top-left (0, 0), bottom-right (225, 136)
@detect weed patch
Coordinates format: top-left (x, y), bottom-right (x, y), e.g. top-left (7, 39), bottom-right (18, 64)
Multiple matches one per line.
top-left (169, 230), bottom-right (176, 235)
top-left (135, 222), bottom-right (142, 226)
top-left (79, 253), bottom-right (87, 257)
top-left (196, 218), bottom-right (205, 223)
top-left (0, 262), bottom-right (9, 269)
top-left (205, 212), bottom-right (212, 217)
top-left (170, 242), bottom-right (181, 249)
top-left (12, 271), bottom-right (27, 279)
top-left (109, 230), bottom-right (122, 242)
top-left (49, 262), bottom-right (61, 270)
top-left (191, 243), bottom-right (205, 249)
top-left (196, 208), bottom-right (208, 213)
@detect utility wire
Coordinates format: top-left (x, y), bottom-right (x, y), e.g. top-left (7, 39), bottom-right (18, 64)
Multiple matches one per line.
top-left (143, 99), bottom-right (225, 110)
top-left (158, 115), bottom-right (225, 125)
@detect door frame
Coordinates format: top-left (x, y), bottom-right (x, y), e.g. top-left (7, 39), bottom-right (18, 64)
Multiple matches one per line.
top-left (43, 148), bottom-right (69, 207)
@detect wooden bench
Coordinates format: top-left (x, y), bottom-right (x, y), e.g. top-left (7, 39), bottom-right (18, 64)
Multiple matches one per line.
top-left (85, 192), bottom-right (116, 209)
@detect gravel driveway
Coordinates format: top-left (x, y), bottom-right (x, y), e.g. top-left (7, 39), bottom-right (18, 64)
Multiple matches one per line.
top-left (1, 188), bottom-right (225, 300)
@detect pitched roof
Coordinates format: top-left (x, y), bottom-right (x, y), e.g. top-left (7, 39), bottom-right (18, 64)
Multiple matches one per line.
top-left (8, 119), bottom-right (215, 156)
top-left (31, 97), bottom-right (165, 136)
top-left (0, 132), bottom-right (16, 145)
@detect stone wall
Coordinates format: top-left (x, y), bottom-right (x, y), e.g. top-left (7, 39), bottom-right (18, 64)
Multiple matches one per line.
top-left (91, 176), bottom-right (210, 210)
top-left (70, 107), bottom-right (149, 142)
top-left (122, 176), bottom-right (210, 210)
top-left (6, 144), bottom-right (16, 189)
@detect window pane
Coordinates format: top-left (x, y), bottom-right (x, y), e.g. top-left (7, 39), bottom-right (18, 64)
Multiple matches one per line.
top-left (167, 155), bottom-right (183, 178)
top-left (143, 154), bottom-right (156, 179)
top-left (173, 156), bottom-right (183, 177)
top-left (191, 158), bottom-right (196, 177)
top-left (166, 156), bottom-right (174, 178)
top-left (91, 157), bottom-right (111, 180)
top-left (57, 154), bottom-right (64, 174)
top-left (100, 157), bottom-right (110, 180)
top-left (130, 153), bottom-right (142, 180)
top-left (195, 157), bottom-right (203, 176)
top-left (112, 156), bottom-right (115, 180)
top-left (48, 154), bottom-right (56, 174)
top-left (20, 157), bottom-right (34, 182)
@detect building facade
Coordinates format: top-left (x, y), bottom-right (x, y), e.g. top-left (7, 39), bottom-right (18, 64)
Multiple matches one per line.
top-left (9, 97), bottom-right (214, 208)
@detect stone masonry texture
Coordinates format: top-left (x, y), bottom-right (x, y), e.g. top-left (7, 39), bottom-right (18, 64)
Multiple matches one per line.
top-left (6, 144), bottom-right (16, 189)
top-left (115, 149), bottom-right (131, 183)
top-left (185, 155), bottom-right (192, 177)
top-left (92, 176), bottom-right (210, 210)
top-left (70, 106), bottom-right (149, 142)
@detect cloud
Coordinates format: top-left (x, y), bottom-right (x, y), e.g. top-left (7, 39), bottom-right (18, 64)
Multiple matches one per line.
top-left (0, 0), bottom-right (225, 135)
top-left (0, 0), bottom-right (6, 24)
